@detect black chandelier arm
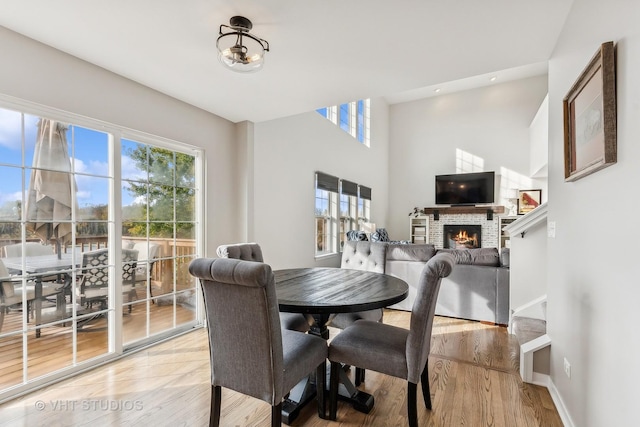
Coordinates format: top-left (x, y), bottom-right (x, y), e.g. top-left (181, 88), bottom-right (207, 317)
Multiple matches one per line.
top-left (217, 26), bottom-right (269, 52)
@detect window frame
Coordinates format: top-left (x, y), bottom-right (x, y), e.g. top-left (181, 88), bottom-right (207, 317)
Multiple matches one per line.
top-left (0, 94), bottom-right (205, 401)
top-left (317, 99), bottom-right (370, 146)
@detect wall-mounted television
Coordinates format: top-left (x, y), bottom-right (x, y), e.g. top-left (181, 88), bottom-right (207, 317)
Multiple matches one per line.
top-left (435, 171), bottom-right (495, 206)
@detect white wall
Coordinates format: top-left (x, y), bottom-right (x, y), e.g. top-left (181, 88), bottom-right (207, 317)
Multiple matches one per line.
top-left (388, 76), bottom-right (548, 240)
top-left (252, 99), bottom-right (390, 269)
top-left (509, 220), bottom-right (548, 317)
top-left (0, 26), bottom-right (238, 257)
top-left (547, 1), bottom-right (640, 426)
top-left (529, 94), bottom-right (549, 178)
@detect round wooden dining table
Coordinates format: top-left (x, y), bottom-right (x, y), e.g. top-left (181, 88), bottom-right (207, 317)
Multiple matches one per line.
top-left (274, 267), bottom-right (409, 423)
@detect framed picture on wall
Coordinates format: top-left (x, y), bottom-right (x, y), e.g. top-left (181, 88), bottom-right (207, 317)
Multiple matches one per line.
top-left (517, 189), bottom-right (542, 215)
top-left (563, 41), bottom-right (617, 182)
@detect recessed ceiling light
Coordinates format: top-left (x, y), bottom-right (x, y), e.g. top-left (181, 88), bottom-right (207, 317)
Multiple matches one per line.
top-left (490, 76), bottom-right (497, 82)
top-left (434, 88), bottom-right (441, 93)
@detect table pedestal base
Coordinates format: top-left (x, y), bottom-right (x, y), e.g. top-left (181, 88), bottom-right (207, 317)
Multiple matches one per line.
top-left (282, 365), bottom-right (374, 424)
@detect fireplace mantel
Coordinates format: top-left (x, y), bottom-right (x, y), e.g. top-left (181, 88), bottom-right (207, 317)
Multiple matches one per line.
top-left (422, 205), bottom-right (505, 216)
top-left (413, 206), bottom-right (505, 249)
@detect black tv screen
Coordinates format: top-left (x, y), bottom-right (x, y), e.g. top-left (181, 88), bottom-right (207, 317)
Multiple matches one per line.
top-left (435, 171), bottom-right (495, 205)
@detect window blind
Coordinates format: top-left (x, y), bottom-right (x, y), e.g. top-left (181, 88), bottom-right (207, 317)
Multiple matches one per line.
top-left (359, 185), bottom-right (371, 200)
top-left (316, 172), bottom-right (339, 193)
top-left (340, 180), bottom-right (358, 197)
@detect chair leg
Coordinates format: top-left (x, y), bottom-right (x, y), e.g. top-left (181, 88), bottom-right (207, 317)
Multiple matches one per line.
top-left (420, 360), bottom-right (432, 410)
top-left (329, 361), bottom-right (341, 420)
top-left (210, 385), bottom-right (221, 427)
top-left (271, 402), bottom-right (282, 426)
top-left (407, 382), bottom-right (418, 427)
top-left (316, 362), bottom-right (326, 419)
top-left (355, 367), bottom-right (366, 386)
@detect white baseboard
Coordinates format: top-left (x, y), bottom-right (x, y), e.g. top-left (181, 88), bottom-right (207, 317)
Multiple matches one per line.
top-left (530, 372), bottom-right (549, 387)
top-left (547, 378), bottom-right (575, 427)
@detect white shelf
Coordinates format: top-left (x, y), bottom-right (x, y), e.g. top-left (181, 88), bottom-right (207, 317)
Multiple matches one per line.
top-left (409, 216), bottom-right (429, 244)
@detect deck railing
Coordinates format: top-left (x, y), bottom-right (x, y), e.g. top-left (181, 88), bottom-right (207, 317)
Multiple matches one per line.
top-left (0, 236), bottom-right (197, 294)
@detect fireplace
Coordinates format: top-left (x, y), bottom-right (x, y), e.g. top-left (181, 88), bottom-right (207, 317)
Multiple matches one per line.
top-left (443, 224), bottom-right (481, 249)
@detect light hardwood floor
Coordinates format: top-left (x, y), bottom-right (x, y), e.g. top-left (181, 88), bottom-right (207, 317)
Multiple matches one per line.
top-left (0, 309), bottom-right (563, 426)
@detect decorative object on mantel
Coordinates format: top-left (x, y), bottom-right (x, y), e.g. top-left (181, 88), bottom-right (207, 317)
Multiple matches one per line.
top-left (409, 207), bottom-right (427, 217)
top-left (563, 41), bottom-right (616, 182)
top-left (517, 189), bottom-right (542, 215)
top-left (504, 188), bottom-right (519, 216)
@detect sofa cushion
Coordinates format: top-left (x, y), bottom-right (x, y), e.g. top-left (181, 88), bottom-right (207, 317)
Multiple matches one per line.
top-left (346, 230), bottom-right (368, 241)
top-left (500, 248), bottom-right (510, 267)
top-left (437, 247), bottom-right (500, 266)
top-left (386, 244), bottom-right (436, 262)
top-left (370, 228), bottom-right (390, 242)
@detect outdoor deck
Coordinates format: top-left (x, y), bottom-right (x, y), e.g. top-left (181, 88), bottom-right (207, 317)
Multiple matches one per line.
top-left (0, 283), bottom-right (197, 392)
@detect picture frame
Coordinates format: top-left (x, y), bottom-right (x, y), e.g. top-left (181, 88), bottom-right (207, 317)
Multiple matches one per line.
top-left (517, 189), bottom-right (541, 215)
top-left (563, 41), bottom-right (617, 182)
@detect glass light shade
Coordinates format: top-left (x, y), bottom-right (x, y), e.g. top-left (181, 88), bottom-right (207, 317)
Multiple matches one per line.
top-left (217, 33), bottom-right (266, 73)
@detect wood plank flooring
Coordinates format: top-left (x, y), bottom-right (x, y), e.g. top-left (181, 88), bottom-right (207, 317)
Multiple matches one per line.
top-left (0, 310), bottom-right (563, 426)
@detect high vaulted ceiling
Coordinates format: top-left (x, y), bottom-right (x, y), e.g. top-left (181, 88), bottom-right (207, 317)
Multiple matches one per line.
top-left (0, 0), bottom-right (573, 123)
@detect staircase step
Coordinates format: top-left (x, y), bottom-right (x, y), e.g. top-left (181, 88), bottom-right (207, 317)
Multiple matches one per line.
top-left (512, 315), bottom-right (546, 345)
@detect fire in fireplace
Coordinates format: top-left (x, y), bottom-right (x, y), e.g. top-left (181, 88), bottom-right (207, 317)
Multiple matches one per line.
top-left (443, 224), bottom-right (481, 249)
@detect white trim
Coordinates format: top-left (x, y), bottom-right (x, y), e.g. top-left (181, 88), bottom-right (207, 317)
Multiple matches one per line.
top-left (520, 333), bottom-right (551, 383)
top-left (548, 378), bottom-right (576, 427)
top-left (512, 294), bottom-right (547, 315)
top-left (503, 202), bottom-right (548, 237)
top-left (509, 294), bottom-right (547, 333)
top-left (530, 372), bottom-right (550, 387)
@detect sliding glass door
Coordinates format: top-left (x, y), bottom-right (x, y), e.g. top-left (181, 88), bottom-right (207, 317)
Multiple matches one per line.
top-left (0, 104), bottom-right (202, 400)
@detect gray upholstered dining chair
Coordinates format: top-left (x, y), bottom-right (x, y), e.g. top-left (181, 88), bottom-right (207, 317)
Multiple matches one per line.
top-left (216, 242), bottom-right (310, 333)
top-left (189, 257), bottom-right (328, 426)
top-left (327, 252), bottom-right (455, 427)
top-left (330, 240), bottom-right (388, 328)
top-left (329, 240), bottom-right (387, 384)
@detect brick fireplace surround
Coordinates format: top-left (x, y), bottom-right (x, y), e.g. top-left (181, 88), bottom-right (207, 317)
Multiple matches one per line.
top-left (418, 205), bottom-right (505, 248)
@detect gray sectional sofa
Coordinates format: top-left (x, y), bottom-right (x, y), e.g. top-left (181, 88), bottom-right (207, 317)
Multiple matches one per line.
top-left (385, 244), bottom-right (510, 325)
top-left (340, 241), bottom-right (510, 325)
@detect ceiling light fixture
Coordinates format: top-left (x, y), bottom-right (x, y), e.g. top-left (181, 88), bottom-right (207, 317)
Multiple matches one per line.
top-left (216, 16), bottom-right (270, 73)
top-left (490, 76), bottom-right (497, 82)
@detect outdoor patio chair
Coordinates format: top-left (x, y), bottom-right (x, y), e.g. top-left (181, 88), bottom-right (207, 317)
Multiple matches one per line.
top-left (132, 242), bottom-right (159, 297)
top-left (76, 248), bottom-right (138, 316)
top-left (0, 259), bottom-right (63, 332)
top-left (2, 242), bottom-right (55, 258)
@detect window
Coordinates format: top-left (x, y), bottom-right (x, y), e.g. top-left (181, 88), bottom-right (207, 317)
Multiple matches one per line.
top-left (315, 172), bottom-right (339, 256)
top-left (120, 138), bottom-right (198, 344)
top-left (358, 185), bottom-right (371, 225)
top-left (0, 102), bottom-right (203, 400)
top-left (339, 180), bottom-right (358, 250)
top-left (317, 99), bottom-right (370, 146)
top-left (314, 172), bottom-right (372, 256)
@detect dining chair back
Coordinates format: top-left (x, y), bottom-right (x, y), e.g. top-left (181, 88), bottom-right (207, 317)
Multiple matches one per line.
top-left (331, 240), bottom-right (389, 384)
top-left (330, 240), bottom-right (387, 327)
top-left (328, 252), bottom-right (455, 426)
top-left (216, 242), bottom-right (263, 262)
top-left (189, 257), bottom-right (328, 426)
top-left (216, 242), bottom-right (310, 333)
